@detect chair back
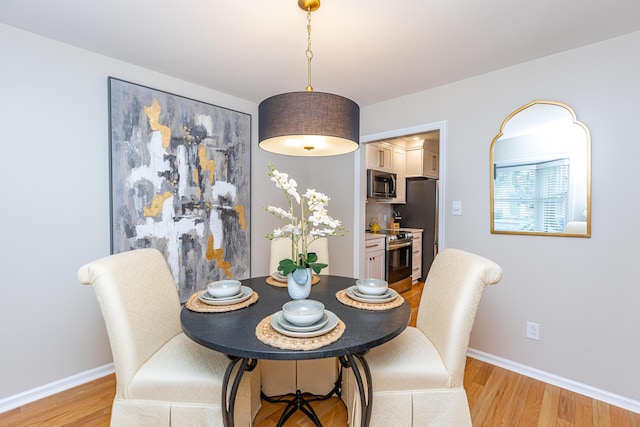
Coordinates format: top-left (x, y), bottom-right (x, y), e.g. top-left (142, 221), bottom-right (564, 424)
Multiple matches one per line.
top-left (77, 248), bottom-right (182, 393)
top-left (268, 237), bottom-right (330, 275)
top-left (416, 248), bottom-right (502, 386)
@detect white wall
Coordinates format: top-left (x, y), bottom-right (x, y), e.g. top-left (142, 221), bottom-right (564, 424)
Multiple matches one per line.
top-left (0, 23), bottom-right (356, 403)
top-left (361, 32), bottom-right (640, 404)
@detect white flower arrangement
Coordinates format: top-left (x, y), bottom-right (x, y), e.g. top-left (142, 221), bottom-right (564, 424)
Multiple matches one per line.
top-left (265, 163), bottom-right (345, 278)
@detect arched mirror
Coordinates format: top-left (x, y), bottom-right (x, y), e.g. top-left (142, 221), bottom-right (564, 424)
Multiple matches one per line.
top-left (490, 100), bottom-right (591, 237)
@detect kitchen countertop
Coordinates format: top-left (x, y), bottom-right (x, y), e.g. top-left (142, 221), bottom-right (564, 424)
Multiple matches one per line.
top-left (365, 227), bottom-right (424, 240)
top-left (396, 227), bottom-right (424, 233)
top-left (365, 232), bottom-right (386, 240)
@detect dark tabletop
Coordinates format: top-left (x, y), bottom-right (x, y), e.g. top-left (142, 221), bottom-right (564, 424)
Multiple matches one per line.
top-left (180, 275), bottom-right (411, 360)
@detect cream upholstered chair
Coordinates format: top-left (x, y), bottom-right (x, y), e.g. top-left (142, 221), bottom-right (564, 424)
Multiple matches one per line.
top-left (77, 248), bottom-right (261, 426)
top-left (343, 248), bottom-right (503, 427)
top-left (262, 237), bottom-right (339, 397)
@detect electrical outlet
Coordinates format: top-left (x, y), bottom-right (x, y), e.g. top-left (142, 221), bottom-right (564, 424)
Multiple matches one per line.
top-left (526, 321), bottom-right (540, 340)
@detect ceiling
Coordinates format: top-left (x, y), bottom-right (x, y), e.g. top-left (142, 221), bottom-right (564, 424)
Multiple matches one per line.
top-left (2, 1), bottom-right (640, 108)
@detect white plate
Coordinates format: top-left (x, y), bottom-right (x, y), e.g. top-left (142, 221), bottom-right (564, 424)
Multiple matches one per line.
top-left (277, 312), bottom-right (330, 332)
top-left (198, 286), bottom-right (253, 306)
top-left (201, 289), bottom-right (244, 301)
top-left (271, 271), bottom-right (288, 282)
top-left (346, 286), bottom-right (399, 304)
top-left (352, 288), bottom-right (393, 300)
top-left (271, 310), bottom-right (338, 338)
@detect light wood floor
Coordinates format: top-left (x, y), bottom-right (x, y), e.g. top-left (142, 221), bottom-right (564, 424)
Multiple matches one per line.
top-left (2, 283), bottom-right (638, 426)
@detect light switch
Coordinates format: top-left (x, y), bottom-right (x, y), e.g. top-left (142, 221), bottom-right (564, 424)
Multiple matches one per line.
top-left (452, 200), bottom-right (462, 216)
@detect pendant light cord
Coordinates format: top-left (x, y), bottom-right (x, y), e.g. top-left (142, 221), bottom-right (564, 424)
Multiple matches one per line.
top-left (305, 9), bottom-right (314, 92)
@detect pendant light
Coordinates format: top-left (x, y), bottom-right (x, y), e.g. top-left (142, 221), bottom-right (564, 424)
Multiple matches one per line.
top-left (258, 0), bottom-right (360, 156)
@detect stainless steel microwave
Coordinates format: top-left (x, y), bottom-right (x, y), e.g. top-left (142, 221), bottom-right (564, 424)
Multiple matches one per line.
top-left (367, 169), bottom-right (397, 199)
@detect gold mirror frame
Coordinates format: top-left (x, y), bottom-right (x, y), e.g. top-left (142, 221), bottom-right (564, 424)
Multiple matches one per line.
top-left (490, 100), bottom-right (591, 237)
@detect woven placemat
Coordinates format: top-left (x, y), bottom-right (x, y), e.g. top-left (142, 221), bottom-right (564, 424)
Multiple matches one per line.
top-left (335, 289), bottom-right (405, 311)
top-left (185, 290), bottom-right (259, 313)
top-left (266, 275), bottom-right (321, 288)
top-left (255, 314), bottom-right (345, 350)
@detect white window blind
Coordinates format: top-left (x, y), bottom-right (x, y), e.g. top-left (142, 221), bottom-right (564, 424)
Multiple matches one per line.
top-left (493, 158), bottom-right (569, 232)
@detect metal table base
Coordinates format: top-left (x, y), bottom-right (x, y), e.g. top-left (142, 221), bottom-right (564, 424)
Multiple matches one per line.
top-left (222, 355), bottom-right (372, 427)
top-left (260, 369), bottom-right (342, 427)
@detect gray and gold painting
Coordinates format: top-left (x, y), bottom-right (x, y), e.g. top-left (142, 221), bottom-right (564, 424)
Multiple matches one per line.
top-left (108, 78), bottom-right (251, 301)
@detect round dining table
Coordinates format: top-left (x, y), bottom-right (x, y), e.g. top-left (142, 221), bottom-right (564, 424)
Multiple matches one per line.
top-left (180, 274), bottom-right (410, 427)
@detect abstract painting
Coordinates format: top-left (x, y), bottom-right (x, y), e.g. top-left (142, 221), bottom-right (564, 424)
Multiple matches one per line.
top-left (108, 77), bottom-right (251, 301)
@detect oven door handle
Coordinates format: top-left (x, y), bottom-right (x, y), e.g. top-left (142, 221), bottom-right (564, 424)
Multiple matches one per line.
top-left (388, 240), bottom-right (412, 250)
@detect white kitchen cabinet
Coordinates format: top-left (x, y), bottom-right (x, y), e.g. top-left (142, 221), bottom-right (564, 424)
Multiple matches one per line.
top-left (411, 231), bottom-right (422, 283)
top-left (379, 147), bottom-right (406, 204)
top-left (392, 147), bottom-right (406, 204)
top-left (364, 237), bottom-right (386, 281)
top-left (405, 147), bottom-right (439, 179)
top-left (366, 143), bottom-right (393, 172)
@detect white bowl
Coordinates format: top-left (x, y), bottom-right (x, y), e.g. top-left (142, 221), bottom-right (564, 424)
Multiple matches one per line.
top-left (207, 280), bottom-right (241, 298)
top-left (282, 299), bottom-right (325, 326)
top-left (356, 278), bottom-right (389, 296)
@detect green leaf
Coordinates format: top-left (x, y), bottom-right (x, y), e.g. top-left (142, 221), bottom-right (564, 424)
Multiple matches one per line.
top-left (306, 252), bottom-right (318, 263)
top-left (310, 263), bottom-right (328, 275)
top-left (278, 258), bottom-right (297, 276)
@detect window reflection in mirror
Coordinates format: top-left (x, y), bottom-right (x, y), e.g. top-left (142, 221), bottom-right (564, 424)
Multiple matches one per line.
top-left (490, 100), bottom-right (591, 237)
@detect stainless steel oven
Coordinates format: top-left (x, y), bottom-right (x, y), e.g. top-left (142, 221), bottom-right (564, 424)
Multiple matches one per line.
top-left (386, 231), bottom-right (413, 293)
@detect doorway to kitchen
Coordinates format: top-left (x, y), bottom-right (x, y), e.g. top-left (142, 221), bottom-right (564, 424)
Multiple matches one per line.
top-left (355, 121), bottom-right (446, 281)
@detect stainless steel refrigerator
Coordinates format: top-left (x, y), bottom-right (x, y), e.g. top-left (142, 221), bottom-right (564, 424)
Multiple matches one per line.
top-left (394, 178), bottom-right (439, 281)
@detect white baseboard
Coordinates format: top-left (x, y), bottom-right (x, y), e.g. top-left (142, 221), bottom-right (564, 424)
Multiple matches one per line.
top-left (0, 363), bottom-right (114, 414)
top-left (4, 354), bottom-right (640, 416)
top-left (467, 348), bottom-right (640, 414)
